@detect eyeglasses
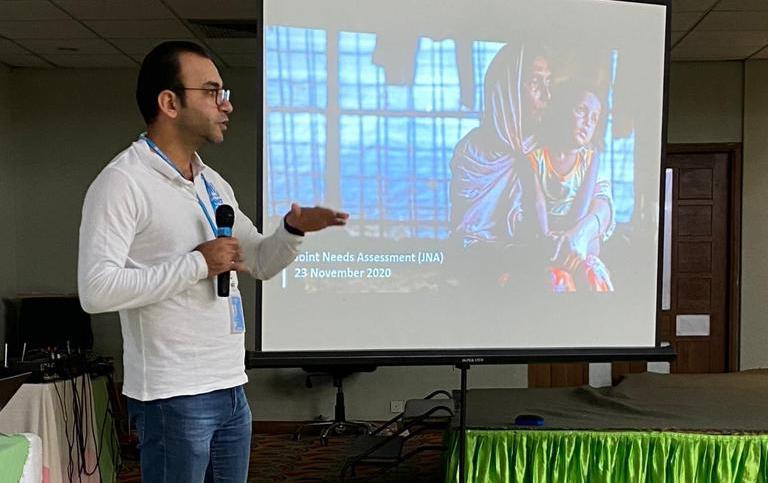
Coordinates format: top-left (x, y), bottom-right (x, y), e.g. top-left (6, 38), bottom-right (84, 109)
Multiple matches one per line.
top-left (176, 87), bottom-right (231, 106)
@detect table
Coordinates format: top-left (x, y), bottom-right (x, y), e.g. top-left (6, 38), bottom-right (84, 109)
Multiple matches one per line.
top-left (446, 429), bottom-right (768, 482)
top-left (447, 372), bottom-right (768, 482)
top-left (0, 375), bottom-right (119, 483)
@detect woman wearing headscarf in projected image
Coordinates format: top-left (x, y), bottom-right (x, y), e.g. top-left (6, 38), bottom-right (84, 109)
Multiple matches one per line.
top-left (449, 42), bottom-right (552, 249)
top-left (526, 80), bottom-right (616, 292)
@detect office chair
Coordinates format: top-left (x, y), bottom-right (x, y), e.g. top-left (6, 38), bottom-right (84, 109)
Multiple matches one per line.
top-left (339, 389), bottom-right (454, 481)
top-left (294, 366), bottom-right (377, 445)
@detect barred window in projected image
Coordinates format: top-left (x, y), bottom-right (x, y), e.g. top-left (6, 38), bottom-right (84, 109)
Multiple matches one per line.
top-left (261, 0), bottom-right (667, 352)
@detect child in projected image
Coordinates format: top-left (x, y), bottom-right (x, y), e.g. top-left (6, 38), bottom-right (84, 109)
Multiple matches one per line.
top-left (526, 81), bottom-right (616, 292)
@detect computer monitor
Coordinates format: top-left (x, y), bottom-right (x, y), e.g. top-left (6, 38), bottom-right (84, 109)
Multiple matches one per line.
top-left (4, 296), bottom-right (93, 356)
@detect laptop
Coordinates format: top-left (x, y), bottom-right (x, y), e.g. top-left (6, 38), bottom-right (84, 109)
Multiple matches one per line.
top-left (0, 371), bottom-right (31, 412)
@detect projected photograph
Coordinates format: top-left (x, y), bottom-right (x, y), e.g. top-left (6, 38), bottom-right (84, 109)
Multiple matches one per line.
top-left (266, 35), bottom-right (649, 292)
top-left (262, 0), bottom-right (666, 350)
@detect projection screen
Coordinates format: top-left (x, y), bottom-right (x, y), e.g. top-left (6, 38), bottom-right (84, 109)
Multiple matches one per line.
top-left (257, 0), bottom-right (669, 362)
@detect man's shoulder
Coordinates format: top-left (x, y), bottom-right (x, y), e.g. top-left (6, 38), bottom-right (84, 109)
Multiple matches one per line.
top-left (87, 141), bottom-right (151, 194)
top-left (105, 141), bottom-right (148, 172)
top-left (94, 141), bottom-right (154, 183)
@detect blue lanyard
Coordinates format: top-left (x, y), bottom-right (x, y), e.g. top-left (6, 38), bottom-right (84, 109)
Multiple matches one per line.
top-left (141, 134), bottom-right (228, 236)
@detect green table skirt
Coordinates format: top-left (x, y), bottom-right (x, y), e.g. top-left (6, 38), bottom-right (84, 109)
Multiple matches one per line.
top-left (0, 434), bottom-right (30, 483)
top-left (446, 430), bottom-right (768, 483)
top-left (91, 376), bottom-right (120, 483)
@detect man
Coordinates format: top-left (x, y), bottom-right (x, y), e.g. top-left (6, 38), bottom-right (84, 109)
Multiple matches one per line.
top-left (77, 41), bottom-right (348, 482)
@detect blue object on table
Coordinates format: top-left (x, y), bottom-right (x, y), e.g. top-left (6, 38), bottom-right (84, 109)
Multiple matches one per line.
top-left (514, 414), bottom-right (545, 426)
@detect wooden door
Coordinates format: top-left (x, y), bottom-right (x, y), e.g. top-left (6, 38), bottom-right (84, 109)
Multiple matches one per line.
top-left (613, 145), bottom-right (741, 382)
top-left (531, 145), bottom-right (741, 388)
top-left (663, 151), bottom-right (729, 372)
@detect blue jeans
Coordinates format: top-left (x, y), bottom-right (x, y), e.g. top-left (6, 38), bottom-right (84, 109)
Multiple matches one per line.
top-left (128, 386), bottom-right (252, 483)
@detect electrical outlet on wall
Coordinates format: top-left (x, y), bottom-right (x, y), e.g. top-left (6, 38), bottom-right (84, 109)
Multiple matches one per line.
top-left (390, 400), bottom-right (404, 413)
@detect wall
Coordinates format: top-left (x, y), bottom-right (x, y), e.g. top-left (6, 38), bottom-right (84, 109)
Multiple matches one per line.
top-left (0, 65), bottom-right (15, 347)
top-left (667, 61), bottom-right (743, 144)
top-left (9, 69), bottom-right (140, 377)
top-left (741, 60), bottom-right (768, 370)
top-left (666, 61), bottom-right (768, 371)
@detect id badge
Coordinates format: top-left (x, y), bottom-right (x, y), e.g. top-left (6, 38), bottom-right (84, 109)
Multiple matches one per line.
top-left (229, 276), bottom-right (245, 334)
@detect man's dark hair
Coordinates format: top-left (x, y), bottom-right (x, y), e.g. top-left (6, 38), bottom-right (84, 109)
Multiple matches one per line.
top-left (136, 41), bottom-right (213, 124)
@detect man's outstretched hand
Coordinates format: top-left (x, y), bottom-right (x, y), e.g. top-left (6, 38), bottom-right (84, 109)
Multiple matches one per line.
top-left (285, 203), bottom-right (349, 233)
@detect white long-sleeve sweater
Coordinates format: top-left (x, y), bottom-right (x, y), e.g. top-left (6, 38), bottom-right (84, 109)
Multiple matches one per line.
top-left (78, 139), bottom-right (302, 401)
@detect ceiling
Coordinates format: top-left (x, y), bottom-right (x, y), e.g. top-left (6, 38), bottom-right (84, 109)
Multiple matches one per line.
top-left (0, 0), bottom-right (765, 69)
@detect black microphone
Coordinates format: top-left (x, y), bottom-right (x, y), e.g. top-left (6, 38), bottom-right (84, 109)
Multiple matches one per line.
top-left (215, 204), bottom-right (235, 297)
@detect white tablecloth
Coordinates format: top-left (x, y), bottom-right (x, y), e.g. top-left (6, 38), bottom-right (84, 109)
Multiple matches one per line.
top-left (0, 375), bottom-right (104, 483)
top-left (20, 433), bottom-right (42, 483)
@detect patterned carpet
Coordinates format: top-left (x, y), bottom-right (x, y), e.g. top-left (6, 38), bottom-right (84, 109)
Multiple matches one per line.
top-left (118, 429), bottom-right (446, 482)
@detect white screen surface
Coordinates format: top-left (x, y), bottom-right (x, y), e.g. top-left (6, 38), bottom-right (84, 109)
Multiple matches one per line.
top-left (261, 0), bottom-right (667, 352)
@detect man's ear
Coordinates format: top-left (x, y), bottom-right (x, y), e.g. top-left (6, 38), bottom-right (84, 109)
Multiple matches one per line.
top-left (157, 90), bottom-right (180, 119)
